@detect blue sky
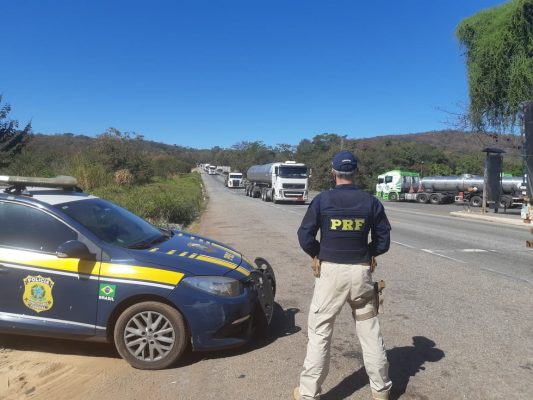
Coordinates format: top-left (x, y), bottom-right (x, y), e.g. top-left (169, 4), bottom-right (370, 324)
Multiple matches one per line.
top-left (1, 0), bottom-right (506, 149)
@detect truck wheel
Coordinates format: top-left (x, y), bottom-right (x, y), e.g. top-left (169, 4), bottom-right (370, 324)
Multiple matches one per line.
top-left (266, 189), bottom-right (273, 202)
top-left (470, 195), bottom-right (482, 207)
top-left (499, 196), bottom-right (512, 209)
top-left (417, 194), bottom-right (428, 203)
top-left (388, 192), bottom-right (398, 201)
top-left (429, 194), bottom-right (441, 205)
top-left (261, 190), bottom-right (266, 201)
top-left (114, 301), bottom-right (188, 370)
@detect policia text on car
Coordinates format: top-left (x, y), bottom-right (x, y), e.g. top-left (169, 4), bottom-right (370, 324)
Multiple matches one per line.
top-left (294, 151), bottom-right (392, 400)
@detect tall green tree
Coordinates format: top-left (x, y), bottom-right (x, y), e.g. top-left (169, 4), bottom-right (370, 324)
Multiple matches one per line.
top-left (456, 0), bottom-right (533, 131)
top-left (0, 96), bottom-right (31, 170)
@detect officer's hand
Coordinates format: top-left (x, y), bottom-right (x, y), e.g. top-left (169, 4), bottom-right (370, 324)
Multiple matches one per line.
top-left (312, 256), bottom-right (321, 278)
top-left (370, 256), bottom-right (377, 273)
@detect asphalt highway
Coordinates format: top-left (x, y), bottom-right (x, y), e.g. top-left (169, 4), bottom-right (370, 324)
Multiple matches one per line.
top-left (190, 173), bottom-right (533, 399)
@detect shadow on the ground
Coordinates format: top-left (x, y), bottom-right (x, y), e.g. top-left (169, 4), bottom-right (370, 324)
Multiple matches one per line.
top-left (176, 303), bottom-right (301, 367)
top-left (0, 304), bottom-right (300, 368)
top-left (321, 336), bottom-right (445, 400)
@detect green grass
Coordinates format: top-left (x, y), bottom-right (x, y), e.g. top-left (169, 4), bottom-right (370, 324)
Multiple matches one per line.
top-left (92, 173), bottom-right (204, 227)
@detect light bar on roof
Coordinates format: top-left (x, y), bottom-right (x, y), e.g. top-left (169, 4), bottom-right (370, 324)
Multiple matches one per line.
top-left (0, 175), bottom-right (78, 188)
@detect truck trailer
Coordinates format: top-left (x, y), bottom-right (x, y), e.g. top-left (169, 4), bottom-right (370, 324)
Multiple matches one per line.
top-left (245, 161), bottom-right (309, 204)
top-left (376, 170), bottom-right (525, 207)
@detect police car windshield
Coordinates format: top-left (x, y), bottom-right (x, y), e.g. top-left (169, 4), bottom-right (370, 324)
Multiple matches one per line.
top-left (279, 166), bottom-right (307, 178)
top-left (54, 198), bottom-right (165, 248)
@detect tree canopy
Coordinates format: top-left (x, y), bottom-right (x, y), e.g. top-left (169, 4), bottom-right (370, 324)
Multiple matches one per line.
top-left (0, 96), bottom-right (31, 169)
top-left (456, 0), bottom-right (533, 131)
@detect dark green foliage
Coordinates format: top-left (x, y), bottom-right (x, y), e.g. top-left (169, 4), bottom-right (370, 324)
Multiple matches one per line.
top-left (0, 96), bottom-right (31, 170)
top-left (93, 128), bottom-right (154, 184)
top-left (5, 130), bottom-right (197, 186)
top-left (456, 0), bottom-right (533, 131)
top-left (92, 175), bottom-right (204, 226)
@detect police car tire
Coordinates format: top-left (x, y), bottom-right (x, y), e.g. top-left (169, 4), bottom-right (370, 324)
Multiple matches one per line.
top-left (114, 301), bottom-right (188, 370)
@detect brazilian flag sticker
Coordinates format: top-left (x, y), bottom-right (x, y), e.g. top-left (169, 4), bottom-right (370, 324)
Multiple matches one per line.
top-left (99, 284), bottom-right (117, 301)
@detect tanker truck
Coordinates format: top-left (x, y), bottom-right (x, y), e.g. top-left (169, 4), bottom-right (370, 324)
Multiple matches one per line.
top-left (376, 169), bottom-right (525, 207)
top-left (245, 161), bottom-right (309, 204)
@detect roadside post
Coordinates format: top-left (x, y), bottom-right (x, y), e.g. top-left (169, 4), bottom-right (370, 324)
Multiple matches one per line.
top-left (482, 147), bottom-right (505, 214)
top-left (520, 102), bottom-right (533, 248)
top-left (521, 101), bottom-right (533, 226)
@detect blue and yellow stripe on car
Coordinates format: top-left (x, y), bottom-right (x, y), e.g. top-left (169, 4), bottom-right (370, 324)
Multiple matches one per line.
top-left (0, 248), bottom-right (184, 288)
top-left (175, 250), bottom-right (250, 277)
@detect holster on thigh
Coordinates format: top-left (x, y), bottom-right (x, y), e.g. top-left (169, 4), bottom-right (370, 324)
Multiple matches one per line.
top-left (353, 280), bottom-right (385, 321)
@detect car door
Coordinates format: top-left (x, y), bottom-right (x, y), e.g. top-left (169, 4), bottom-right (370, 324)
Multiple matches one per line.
top-left (0, 201), bottom-right (101, 337)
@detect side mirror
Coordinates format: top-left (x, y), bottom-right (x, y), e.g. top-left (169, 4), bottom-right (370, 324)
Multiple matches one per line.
top-left (57, 240), bottom-right (94, 260)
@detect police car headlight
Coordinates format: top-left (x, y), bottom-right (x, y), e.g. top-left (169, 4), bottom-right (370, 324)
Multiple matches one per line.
top-left (183, 276), bottom-right (243, 297)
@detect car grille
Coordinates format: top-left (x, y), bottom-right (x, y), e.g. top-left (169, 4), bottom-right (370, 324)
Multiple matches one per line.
top-left (282, 183), bottom-right (305, 189)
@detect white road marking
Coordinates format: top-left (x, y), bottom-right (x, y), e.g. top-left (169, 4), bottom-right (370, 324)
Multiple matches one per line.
top-left (481, 267), bottom-right (532, 284)
top-left (461, 249), bottom-right (489, 253)
top-left (421, 249), bottom-right (467, 264)
top-left (392, 240), bottom-right (415, 249)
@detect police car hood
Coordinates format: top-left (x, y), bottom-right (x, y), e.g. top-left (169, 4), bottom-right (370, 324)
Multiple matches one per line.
top-left (129, 231), bottom-right (247, 276)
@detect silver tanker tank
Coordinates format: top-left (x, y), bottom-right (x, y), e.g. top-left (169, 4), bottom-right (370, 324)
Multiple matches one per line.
top-left (246, 163), bottom-right (275, 184)
top-left (421, 174), bottom-right (524, 194)
top-left (501, 177), bottom-right (526, 193)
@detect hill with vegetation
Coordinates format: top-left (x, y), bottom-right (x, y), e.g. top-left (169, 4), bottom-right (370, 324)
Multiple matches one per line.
top-left (1, 127), bottom-right (204, 226)
top-left (3, 127), bottom-right (523, 194)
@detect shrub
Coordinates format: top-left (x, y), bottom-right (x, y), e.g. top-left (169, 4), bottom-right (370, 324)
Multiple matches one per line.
top-left (92, 173), bottom-right (204, 227)
top-left (69, 154), bottom-right (112, 190)
top-left (114, 169), bottom-right (134, 186)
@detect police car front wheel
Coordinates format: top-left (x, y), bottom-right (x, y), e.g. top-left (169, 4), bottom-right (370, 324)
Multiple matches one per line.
top-left (114, 301), bottom-right (188, 370)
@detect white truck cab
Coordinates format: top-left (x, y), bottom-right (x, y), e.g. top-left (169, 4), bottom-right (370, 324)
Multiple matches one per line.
top-left (226, 172), bottom-right (244, 188)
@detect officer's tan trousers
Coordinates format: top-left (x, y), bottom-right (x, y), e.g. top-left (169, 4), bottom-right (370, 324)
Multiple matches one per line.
top-left (299, 261), bottom-right (392, 400)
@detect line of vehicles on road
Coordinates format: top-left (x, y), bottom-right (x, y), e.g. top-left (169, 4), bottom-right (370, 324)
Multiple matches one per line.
top-left (200, 161), bottom-right (310, 204)
top-left (201, 162), bottom-right (527, 209)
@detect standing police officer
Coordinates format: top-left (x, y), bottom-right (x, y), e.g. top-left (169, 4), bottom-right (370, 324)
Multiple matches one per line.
top-left (294, 150), bottom-right (392, 400)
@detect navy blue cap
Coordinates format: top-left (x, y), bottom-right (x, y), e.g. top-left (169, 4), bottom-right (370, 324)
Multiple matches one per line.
top-left (332, 150), bottom-right (358, 172)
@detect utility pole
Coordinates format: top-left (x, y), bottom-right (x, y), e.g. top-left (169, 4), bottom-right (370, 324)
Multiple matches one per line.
top-left (520, 101), bottom-right (533, 225)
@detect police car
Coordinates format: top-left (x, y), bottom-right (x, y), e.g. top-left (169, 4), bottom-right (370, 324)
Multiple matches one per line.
top-left (0, 175), bottom-right (275, 369)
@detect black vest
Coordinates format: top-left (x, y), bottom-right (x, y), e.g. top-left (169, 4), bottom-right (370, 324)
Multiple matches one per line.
top-left (317, 186), bottom-right (387, 264)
